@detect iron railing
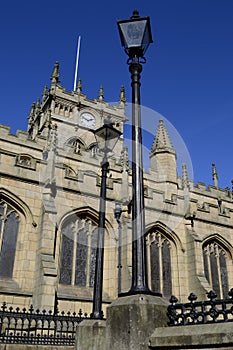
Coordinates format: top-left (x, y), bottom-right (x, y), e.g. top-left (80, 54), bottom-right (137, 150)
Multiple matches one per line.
top-left (167, 289), bottom-right (233, 326)
top-left (0, 302), bottom-right (90, 345)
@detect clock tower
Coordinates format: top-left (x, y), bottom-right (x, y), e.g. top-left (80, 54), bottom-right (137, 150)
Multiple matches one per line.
top-left (25, 61), bottom-right (128, 312)
top-left (28, 62), bottom-right (127, 159)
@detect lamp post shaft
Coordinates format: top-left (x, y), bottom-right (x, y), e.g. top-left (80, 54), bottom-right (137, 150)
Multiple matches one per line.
top-left (117, 219), bottom-right (122, 295)
top-left (129, 58), bottom-right (150, 293)
top-left (92, 155), bottom-right (108, 319)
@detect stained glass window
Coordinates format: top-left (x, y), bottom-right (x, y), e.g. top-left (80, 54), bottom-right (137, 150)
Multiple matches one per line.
top-left (0, 201), bottom-right (19, 278)
top-left (146, 230), bottom-right (172, 297)
top-left (59, 216), bottom-right (97, 287)
top-left (203, 241), bottom-right (229, 298)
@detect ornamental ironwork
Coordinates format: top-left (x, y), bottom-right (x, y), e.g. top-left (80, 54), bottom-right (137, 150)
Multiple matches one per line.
top-left (0, 302), bottom-right (90, 345)
top-left (167, 289), bottom-right (233, 326)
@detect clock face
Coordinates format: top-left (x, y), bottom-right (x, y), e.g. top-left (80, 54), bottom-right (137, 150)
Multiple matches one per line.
top-left (80, 112), bottom-right (96, 128)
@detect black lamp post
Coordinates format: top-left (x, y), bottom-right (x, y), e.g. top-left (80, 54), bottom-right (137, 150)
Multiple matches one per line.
top-left (91, 118), bottom-right (122, 319)
top-left (117, 11), bottom-right (159, 295)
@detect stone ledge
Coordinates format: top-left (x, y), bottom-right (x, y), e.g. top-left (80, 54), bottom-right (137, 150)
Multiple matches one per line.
top-left (57, 284), bottom-right (112, 303)
top-left (149, 322), bottom-right (233, 349)
top-left (0, 279), bottom-right (32, 297)
top-left (41, 254), bottom-right (57, 277)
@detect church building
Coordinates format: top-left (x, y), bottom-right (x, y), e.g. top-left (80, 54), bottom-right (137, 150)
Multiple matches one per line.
top-left (0, 62), bottom-right (232, 318)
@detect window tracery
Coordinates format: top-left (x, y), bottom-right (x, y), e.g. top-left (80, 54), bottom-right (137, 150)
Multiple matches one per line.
top-left (203, 241), bottom-right (229, 298)
top-left (89, 144), bottom-right (99, 158)
top-left (16, 155), bottom-right (35, 169)
top-left (64, 166), bottom-right (78, 180)
top-left (0, 201), bottom-right (19, 278)
top-left (59, 216), bottom-right (98, 287)
top-left (67, 138), bottom-right (84, 154)
top-left (145, 230), bottom-right (172, 297)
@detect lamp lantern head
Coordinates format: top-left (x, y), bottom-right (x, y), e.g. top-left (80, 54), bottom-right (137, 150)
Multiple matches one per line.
top-left (117, 10), bottom-right (153, 59)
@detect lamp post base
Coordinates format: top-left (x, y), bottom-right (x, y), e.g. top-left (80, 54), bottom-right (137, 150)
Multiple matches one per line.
top-left (106, 294), bottom-right (168, 350)
top-left (90, 310), bottom-right (104, 320)
top-left (119, 288), bottom-right (162, 298)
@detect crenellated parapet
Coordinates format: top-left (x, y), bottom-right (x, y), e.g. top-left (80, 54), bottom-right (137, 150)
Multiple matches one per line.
top-left (143, 158), bottom-right (233, 232)
top-left (27, 62), bottom-right (127, 145)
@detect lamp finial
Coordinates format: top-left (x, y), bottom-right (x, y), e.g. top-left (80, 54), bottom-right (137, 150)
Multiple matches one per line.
top-left (131, 10), bottom-right (140, 18)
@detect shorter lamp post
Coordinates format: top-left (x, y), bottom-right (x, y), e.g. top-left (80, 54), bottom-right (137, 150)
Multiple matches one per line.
top-left (91, 118), bottom-right (122, 319)
top-left (114, 203), bottom-right (123, 295)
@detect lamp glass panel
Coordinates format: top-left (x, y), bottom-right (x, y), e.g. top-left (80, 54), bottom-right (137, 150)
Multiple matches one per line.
top-left (142, 25), bottom-right (151, 52)
top-left (119, 20), bottom-right (147, 49)
top-left (95, 126), bottom-right (121, 153)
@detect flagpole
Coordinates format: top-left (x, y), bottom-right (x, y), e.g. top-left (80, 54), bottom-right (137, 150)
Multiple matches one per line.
top-left (73, 36), bottom-right (81, 91)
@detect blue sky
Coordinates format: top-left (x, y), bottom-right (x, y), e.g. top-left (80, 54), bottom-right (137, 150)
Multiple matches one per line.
top-left (1, 0), bottom-right (233, 189)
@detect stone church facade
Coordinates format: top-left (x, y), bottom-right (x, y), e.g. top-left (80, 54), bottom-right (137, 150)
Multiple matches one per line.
top-left (0, 62), bottom-right (232, 318)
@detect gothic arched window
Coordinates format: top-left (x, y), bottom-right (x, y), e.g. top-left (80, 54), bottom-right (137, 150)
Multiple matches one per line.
top-left (146, 230), bottom-right (172, 297)
top-left (67, 138), bottom-right (84, 155)
top-left (59, 216), bottom-right (98, 287)
top-left (0, 201), bottom-right (19, 278)
top-left (203, 241), bottom-right (229, 298)
top-left (90, 144), bottom-right (99, 158)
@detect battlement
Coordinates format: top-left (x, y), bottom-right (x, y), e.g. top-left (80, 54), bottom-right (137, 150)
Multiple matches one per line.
top-left (193, 181), bottom-right (232, 201)
top-left (51, 84), bottom-right (127, 117)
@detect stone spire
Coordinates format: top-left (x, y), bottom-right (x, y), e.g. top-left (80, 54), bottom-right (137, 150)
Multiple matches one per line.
top-left (77, 78), bottom-right (82, 94)
top-left (42, 85), bottom-right (49, 103)
top-left (34, 98), bottom-right (41, 126)
top-left (27, 103), bottom-right (35, 131)
top-left (99, 85), bottom-right (104, 101)
top-left (119, 85), bottom-right (126, 106)
top-left (35, 97), bottom-right (41, 115)
top-left (212, 163), bottom-right (218, 188)
top-left (43, 123), bottom-right (58, 198)
top-left (120, 145), bottom-right (130, 172)
top-left (150, 119), bottom-right (177, 187)
top-left (42, 109), bottom-right (52, 138)
top-left (151, 119), bottom-right (175, 156)
top-left (182, 163), bottom-right (190, 190)
top-left (50, 61), bottom-right (60, 84)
